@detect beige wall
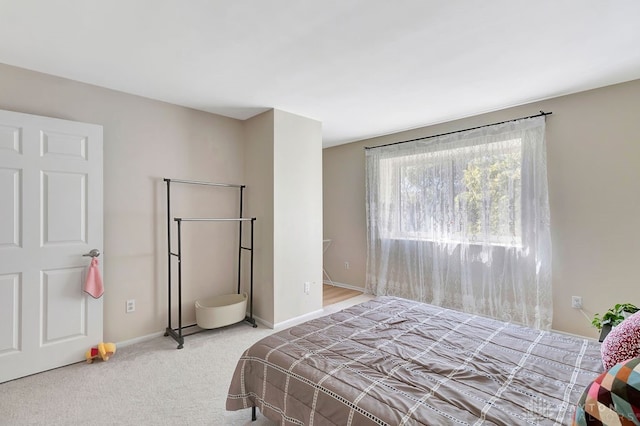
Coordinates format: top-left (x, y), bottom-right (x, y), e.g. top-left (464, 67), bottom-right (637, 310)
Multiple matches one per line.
top-left (6, 58), bottom-right (634, 342)
top-left (0, 63), bottom-right (245, 343)
top-left (243, 110), bottom-right (275, 324)
top-left (272, 109), bottom-right (323, 324)
top-left (323, 78), bottom-right (640, 339)
top-left (244, 109), bottom-right (323, 326)
top-left (323, 143), bottom-right (367, 287)
top-left (1, 63), bottom-right (324, 344)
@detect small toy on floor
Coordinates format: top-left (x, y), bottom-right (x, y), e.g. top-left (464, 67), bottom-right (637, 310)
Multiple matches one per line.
top-left (85, 342), bottom-right (117, 363)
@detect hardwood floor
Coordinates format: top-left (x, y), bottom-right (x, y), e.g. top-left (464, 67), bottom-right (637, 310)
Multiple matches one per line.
top-left (323, 284), bottom-right (362, 307)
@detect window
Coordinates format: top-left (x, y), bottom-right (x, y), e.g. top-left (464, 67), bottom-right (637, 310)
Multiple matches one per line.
top-left (365, 116), bottom-right (551, 329)
top-left (378, 139), bottom-right (522, 246)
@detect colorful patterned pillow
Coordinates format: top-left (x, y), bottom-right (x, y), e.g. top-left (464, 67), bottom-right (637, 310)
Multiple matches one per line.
top-left (573, 357), bottom-right (640, 425)
top-left (601, 311), bottom-right (640, 371)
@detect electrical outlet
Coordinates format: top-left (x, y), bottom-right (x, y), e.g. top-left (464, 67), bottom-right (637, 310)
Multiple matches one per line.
top-left (126, 299), bottom-right (135, 313)
top-left (571, 296), bottom-right (582, 309)
top-left (344, 261), bottom-right (350, 270)
top-left (304, 282), bottom-right (310, 295)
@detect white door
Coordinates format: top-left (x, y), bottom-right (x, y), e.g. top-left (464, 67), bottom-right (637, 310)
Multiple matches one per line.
top-left (0, 109), bottom-right (103, 383)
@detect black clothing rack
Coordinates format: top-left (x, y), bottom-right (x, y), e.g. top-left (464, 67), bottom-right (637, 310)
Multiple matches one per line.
top-left (163, 178), bottom-right (257, 349)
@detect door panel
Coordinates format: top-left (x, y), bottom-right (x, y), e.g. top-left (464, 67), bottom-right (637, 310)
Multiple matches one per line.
top-left (41, 131), bottom-right (87, 160)
top-left (0, 168), bottom-right (20, 247)
top-left (0, 124), bottom-right (21, 152)
top-left (42, 267), bottom-right (87, 342)
top-left (42, 171), bottom-right (87, 244)
top-left (0, 109), bottom-right (102, 383)
top-left (0, 273), bottom-right (20, 354)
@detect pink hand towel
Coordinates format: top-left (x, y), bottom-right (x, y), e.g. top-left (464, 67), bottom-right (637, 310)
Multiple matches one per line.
top-left (84, 257), bottom-right (104, 298)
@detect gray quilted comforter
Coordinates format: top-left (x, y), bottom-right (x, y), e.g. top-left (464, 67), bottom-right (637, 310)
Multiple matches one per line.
top-left (227, 297), bottom-right (602, 425)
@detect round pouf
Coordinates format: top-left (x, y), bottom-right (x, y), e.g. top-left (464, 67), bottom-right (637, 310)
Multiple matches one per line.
top-left (573, 357), bottom-right (640, 425)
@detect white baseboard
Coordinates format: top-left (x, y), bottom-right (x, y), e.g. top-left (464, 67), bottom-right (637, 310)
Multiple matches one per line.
top-left (116, 331), bottom-right (166, 348)
top-left (322, 280), bottom-right (365, 293)
top-left (251, 314), bottom-right (273, 329)
top-left (550, 328), bottom-right (599, 342)
top-left (273, 308), bottom-right (325, 330)
top-left (253, 307), bottom-right (338, 331)
top-left (256, 283), bottom-right (370, 331)
top-left (115, 283), bottom-right (367, 347)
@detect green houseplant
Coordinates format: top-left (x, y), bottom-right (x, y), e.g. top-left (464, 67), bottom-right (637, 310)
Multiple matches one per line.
top-left (592, 303), bottom-right (639, 341)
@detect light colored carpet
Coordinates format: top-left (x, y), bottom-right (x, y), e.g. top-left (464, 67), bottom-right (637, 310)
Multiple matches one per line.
top-left (0, 294), bottom-right (373, 425)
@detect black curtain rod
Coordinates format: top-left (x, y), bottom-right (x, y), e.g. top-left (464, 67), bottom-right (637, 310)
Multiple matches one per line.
top-left (364, 111), bottom-right (552, 150)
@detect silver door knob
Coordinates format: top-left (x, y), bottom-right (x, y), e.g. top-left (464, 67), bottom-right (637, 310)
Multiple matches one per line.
top-left (83, 249), bottom-right (100, 258)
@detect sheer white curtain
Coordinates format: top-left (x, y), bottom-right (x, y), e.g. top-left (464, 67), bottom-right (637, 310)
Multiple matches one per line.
top-left (365, 117), bottom-right (551, 329)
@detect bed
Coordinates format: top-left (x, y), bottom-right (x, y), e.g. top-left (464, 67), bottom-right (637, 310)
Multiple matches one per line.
top-left (226, 296), bottom-right (603, 425)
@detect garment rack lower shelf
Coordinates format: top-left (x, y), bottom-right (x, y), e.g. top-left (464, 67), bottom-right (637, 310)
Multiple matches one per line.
top-left (195, 293), bottom-right (247, 329)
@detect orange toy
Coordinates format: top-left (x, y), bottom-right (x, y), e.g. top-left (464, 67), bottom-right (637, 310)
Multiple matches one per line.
top-left (85, 342), bottom-right (116, 363)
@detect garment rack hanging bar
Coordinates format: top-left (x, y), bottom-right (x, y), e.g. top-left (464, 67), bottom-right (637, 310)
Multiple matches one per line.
top-left (174, 217), bottom-right (256, 222)
top-left (163, 178), bottom-right (245, 188)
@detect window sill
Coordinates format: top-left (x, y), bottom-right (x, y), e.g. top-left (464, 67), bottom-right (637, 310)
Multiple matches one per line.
top-left (381, 235), bottom-right (523, 249)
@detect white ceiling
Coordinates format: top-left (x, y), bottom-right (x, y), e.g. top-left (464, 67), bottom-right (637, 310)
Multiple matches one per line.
top-left (1, 1), bottom-right (639, 148)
